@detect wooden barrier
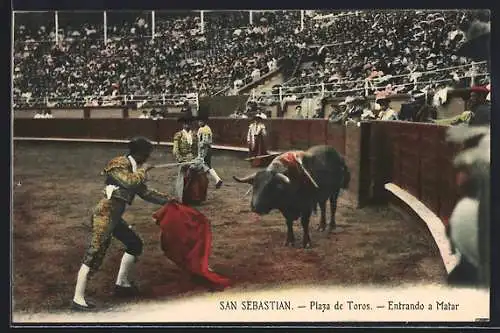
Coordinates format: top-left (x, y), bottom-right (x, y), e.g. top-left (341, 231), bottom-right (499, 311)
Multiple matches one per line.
top-left (365, 121), bottom-right (461, 224)
top-left (13, 118), bottom-right (459, 224)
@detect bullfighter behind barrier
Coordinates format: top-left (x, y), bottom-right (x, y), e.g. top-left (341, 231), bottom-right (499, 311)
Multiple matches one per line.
top-left (71, 137), bottom-right (175, 311)
top-left (196, 114), bottom-right (223, 187)
top-left (173, 115), bottom-right (222, 205)
top-left (247, 114), bottom-right (268, 167)
top-left (196, 115), bottom-right (215, 169)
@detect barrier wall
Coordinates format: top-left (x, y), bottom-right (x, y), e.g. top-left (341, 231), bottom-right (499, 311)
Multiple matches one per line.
top-left (13, 118), bottom-right (460, 225)
top-left (367, 121), bottom-right (460, 224)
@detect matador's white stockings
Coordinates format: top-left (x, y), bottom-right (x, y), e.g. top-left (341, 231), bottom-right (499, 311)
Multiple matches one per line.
top-left (73, 252), bottom-right (137, 307)
top-left (115, 252), bottom-right (136, 287)
top-left (73, 264), bottom-right (90, 306)
top-left (208, 168), bottom-right (222, 184)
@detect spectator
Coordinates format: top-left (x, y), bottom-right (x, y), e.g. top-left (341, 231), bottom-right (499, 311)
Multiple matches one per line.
top-left (246, 100), bottom-right (258, 114)
top-left (361, 107), bottom-right (376, 121)
top-left (312, 98), bottom-right (327, 119)
top-left (229, 110), bottom-right (249, 119)
top-left (180, 101), bottom-right (193, 118)
top-left (294, 105), bottom-right (303, 119)
top-left (467, 86), bottom-right (490, 126)
top-left (233, 79), bottom-right (244, 92)
top-left (414, 103), bottom-right (438, 123)
top-left (139, 110), bottom-right (150, 119)
top-left (375, 97), bottom-right (398, 121)
top-left (439, 86), bottom-right (489, 126)
top-left (328, 105), bottom-right (346, 123)
top-left (149, 109), bottom-right (158, 120)
top-left (43, 109), bottom-right (54, 119)
top-left (256, 110), bottom-right (268, 119)
top-left (399, 91), bottom-right (427, 121)
top-left (347, 97), bottom-right (365, 122)
top-left (251, 68), bottom-right (261, 81)
top-left (160, 106), bottom-right (169, 118)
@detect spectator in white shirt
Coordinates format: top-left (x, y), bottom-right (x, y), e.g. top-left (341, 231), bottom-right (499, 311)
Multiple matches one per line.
top-left (234, 79), bottom-right (243, 90)
top-left (267, 60), bottom-right (274, 72)
top-left (251, 68), bottom-right (261, 81)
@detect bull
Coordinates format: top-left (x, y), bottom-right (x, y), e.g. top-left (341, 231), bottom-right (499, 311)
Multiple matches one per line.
top-left (233, 145), bottom-right (350, 248)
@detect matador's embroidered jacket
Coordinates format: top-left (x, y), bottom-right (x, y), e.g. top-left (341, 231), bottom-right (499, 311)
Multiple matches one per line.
top-left (197, 124), bottom-right (213, 160)
top-left (102, 155), bottom-right (170, 205)
top-left (173, 129), bottom-right (198, 163)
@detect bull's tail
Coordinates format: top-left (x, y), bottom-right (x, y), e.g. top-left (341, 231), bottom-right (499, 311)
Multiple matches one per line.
top-left (342, 164), bottom-right (351, 189)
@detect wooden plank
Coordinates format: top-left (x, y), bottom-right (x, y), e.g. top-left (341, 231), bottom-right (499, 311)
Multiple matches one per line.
top-left (308, 120), bottom-right (328, 146)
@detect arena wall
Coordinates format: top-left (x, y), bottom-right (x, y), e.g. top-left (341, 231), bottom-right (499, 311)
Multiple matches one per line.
top-left (367, 121), bottom-right (460, 224)
top-left (13, 117), bottom-right (460, 227)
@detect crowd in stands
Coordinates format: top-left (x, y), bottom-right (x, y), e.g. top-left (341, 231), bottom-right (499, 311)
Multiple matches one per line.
top-left (283, 10), bottom-right (490, 100)
top-left (13, 10), bottom-right (303, 108)
top-left (13, 10), bottom-right (490, 110)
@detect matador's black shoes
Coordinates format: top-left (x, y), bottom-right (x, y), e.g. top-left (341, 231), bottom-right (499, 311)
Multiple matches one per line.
top-left (114, 283), bottom-right (140, 297)
top-left (215, 180), bottom-right (223, 189)
top-left (71, 300), bottom-right (96, 312)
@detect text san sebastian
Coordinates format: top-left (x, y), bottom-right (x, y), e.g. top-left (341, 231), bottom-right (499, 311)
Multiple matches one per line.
top-left (219, 300), bottom-right (292, 311)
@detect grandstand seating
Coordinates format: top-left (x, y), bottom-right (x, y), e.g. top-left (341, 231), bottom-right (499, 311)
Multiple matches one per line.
top-left (13, 10), bottom-right (489, 109)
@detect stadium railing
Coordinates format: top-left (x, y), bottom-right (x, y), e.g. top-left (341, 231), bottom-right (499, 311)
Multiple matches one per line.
top-left (13, 92), bottom-right (199, 110)
top-left (249, 61), bottom-right (489, 105)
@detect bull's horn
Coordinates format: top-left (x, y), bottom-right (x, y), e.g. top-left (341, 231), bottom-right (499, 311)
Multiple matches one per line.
top-left (276, 173), bottom-right (291, 184)
top-left (233, 172), bottom-right (257, 184)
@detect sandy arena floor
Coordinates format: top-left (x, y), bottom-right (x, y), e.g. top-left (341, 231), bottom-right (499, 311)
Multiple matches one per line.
top-left (12, 141), bottom-right (447, 314)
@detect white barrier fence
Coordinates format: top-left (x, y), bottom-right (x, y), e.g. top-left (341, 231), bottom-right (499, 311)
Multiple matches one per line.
top-left (13, 92), bottom-right (199, 110)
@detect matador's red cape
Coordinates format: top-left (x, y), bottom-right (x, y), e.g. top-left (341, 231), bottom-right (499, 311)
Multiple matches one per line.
top-left (152, 202), bottom-right (230, 290)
